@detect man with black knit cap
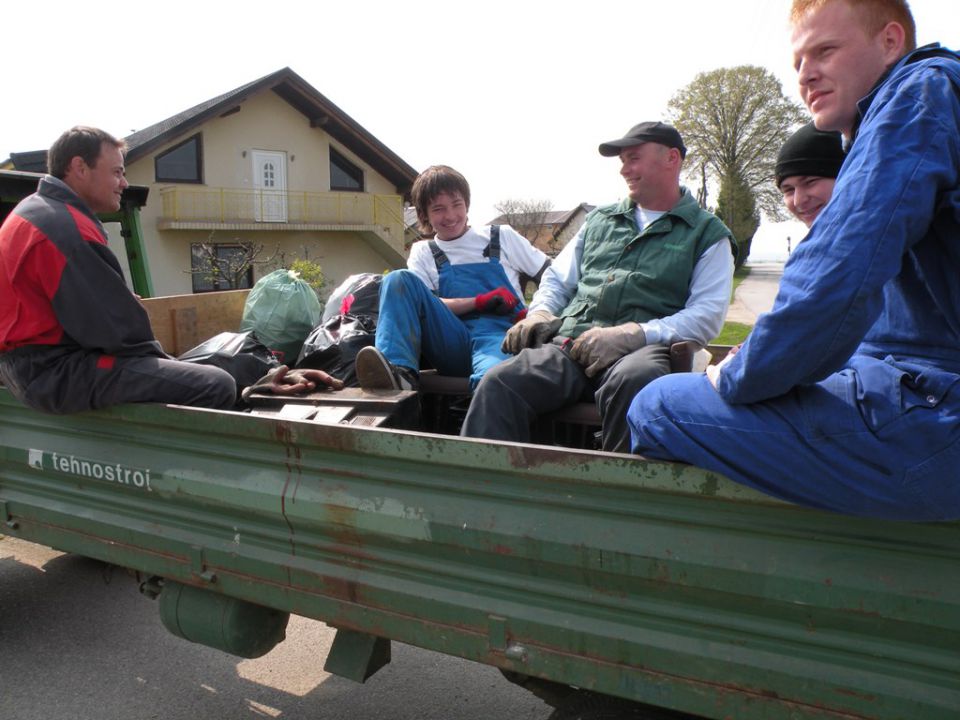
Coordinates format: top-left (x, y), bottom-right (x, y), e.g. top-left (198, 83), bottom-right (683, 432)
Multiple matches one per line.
top-left (776, 122), bottom-right (846, 227)
top-left (461, 121), bottom-right (734, 453)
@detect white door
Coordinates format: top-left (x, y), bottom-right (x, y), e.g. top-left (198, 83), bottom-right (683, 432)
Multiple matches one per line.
top-left (252, 150), bottom-right (287, 222)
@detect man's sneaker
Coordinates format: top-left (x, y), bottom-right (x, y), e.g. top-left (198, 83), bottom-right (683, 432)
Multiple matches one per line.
top-left (356, 347), bottom-right (418, 391)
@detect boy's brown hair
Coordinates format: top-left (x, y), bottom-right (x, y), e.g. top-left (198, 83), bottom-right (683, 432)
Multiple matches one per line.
top-left (790, 0), bottom-right (916, 51)
top-left (48, 126), bottom-right (127, 180)
top-left (410, 165), bottom-right (471, 235)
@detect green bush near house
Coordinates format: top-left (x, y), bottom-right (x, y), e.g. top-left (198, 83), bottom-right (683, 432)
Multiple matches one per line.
top-left (289, 259), bottom-right (325, 296)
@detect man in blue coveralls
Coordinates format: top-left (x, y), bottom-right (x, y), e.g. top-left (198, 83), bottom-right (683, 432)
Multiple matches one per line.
top-left (628, 0), bottom-right (960, 521)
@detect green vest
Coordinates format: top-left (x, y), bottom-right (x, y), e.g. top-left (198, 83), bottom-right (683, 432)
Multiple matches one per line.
top-left (558, 189), bottom-right (732, 339)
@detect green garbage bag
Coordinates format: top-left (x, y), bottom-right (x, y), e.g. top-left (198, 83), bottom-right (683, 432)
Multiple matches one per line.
top-left (240, 269), bottom-right (321, 364)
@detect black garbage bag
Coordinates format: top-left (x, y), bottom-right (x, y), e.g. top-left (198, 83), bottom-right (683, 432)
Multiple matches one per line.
top-left (322, 273), bottom-right (383, 324)
top-left (178, 331), bottom-right (279, 396)
top-left (296, 313), bottom-right (376, 387)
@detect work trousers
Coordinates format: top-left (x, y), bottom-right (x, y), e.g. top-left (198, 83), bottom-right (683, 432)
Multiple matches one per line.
top-left (462, 342), bottom-right (670, 453)
top-left (0, 345), bottom-right (236, 414)
top-left (628, 364), bottom-right (960, 521)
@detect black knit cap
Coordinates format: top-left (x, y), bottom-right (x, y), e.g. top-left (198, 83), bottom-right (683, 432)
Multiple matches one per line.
top-left (598, 121), bottom-right (687, 158)
top-left (775, 122), bottom-right (845, 187)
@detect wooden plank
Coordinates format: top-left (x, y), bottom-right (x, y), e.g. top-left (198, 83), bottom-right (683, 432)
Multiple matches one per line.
top-left (170, 307), bottom-right (199, 355)
top-left (142, 289), bottom-right (250, 355)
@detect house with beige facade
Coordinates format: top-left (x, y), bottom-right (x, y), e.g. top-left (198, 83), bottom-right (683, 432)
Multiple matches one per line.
top-left (4, 67), bottom-right (419, 298)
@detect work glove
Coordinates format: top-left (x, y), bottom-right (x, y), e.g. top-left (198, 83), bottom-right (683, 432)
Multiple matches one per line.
top-left (569, 323), bottom-right (646, 378)
top-left (241, 365), bottom-right (344, 401)
top-left (475, 286), bottom-right (519, 315)
top-left (501, 309), bottom-right (562, 354)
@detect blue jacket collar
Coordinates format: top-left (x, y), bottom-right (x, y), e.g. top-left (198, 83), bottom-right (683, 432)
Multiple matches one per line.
top-left (852, 43), bottom-right (959, 143)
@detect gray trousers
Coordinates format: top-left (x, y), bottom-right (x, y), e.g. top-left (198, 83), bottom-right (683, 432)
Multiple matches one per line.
top-left (460, 343), bottom-right (671, 453)
top-left (0, 346), bottom-right (236, 414)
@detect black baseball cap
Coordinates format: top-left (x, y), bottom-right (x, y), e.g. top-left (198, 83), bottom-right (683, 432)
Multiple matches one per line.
top-left (598, 121), bottom-right (687, 158)
top-left (775, 122), bottom-right (845, 187)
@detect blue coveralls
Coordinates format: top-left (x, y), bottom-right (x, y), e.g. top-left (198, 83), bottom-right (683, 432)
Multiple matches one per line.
top-left (628, 45), bottom-right (960, 521)
top-left (375, 230), bottom-right (523, 389)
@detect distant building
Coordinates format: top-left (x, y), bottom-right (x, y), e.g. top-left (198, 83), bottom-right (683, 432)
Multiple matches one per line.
top-left (489, 203), bottom-right (594, 257)
top-left (403, 205), bottom-right (423, 250)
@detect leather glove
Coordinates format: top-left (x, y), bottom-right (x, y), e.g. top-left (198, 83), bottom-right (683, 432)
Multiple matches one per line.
top-left (242, 365), bottom-right (344, 401)
top-left (569, 323), bottom-right (646, 378)
top-left (501, 309), bottom-right (562, 354)
top-left (475, 286), bottom-right (519, 315)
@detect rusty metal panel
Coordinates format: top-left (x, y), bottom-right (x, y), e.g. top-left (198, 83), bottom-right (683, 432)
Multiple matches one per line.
top-left (0, 391), bottom-right (957, 719)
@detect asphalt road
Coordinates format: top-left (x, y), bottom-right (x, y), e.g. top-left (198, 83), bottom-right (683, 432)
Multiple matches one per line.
top-left (0, 536), bottom-right (552, 720)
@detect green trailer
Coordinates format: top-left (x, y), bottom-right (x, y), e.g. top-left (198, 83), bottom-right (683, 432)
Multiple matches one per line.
top-left (0, 391), bottom-right (957, 720)
top-left (0, 170), bottom-right (957, 719)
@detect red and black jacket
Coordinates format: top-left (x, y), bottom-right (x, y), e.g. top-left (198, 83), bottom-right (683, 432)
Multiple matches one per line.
top-left (0, 176), bottom-right (164, 359)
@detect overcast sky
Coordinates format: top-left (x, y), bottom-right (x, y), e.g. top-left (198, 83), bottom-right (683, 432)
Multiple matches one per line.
top-left (4, 0), bottom-right (957, 259)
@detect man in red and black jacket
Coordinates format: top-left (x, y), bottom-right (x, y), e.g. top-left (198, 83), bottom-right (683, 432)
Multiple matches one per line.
top-left (0, 126), bottom-right (236, 413)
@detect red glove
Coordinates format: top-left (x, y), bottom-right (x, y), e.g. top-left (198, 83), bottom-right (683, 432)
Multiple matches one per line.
top-left (512, 308), bottom-right (528, 324)
top-left (475, 287), bottom-right (519, 315)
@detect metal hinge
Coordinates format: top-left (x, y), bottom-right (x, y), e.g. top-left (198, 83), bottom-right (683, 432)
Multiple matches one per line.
top-left (189, 545), bottom-right (217, 583)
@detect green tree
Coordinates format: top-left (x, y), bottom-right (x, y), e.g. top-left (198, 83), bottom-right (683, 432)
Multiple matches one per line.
top-left (715, 171), bottom-right (759, 268)
top-left (667, 65), bottom-right (807, 255)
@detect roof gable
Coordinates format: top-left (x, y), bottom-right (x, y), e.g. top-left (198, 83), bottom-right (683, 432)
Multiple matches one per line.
top-left (126, 67), bottom-right (418, 193)
top-left (6, 68), bottom-right (419, 194)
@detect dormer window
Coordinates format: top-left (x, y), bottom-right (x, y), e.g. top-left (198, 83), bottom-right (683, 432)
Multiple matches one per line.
top-left (156, 134), bottom-right (203, 183)
top-left (330, 148), bottom-right (363, 191)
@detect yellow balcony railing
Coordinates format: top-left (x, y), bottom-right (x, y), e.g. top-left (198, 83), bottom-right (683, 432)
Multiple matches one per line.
top-left (159, 186), bottom-right (404, 244)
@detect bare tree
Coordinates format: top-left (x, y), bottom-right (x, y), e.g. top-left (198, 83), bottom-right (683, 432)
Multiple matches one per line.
top-left (188, 232), bottom-right (281, 291)
top-left (493, 198), bottom-right (555, 247)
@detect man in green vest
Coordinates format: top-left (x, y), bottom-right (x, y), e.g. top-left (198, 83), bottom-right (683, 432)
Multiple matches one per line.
top-left (461, 122), bottom-right (734, 452)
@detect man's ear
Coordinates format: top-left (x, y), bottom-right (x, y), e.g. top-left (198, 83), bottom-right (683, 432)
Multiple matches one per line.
top-left (879, 21), bottom-right (907, 64)
top-left (64, 155), bottom-right (87, 181)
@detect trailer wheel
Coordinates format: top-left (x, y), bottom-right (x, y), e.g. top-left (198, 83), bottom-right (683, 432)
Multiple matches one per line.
top-left (547, 691), bottom-right (696, 720)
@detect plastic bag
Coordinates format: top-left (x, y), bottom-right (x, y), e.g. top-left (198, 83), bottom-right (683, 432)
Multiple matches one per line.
top-left (296, 314), bottom-right (376, 387)
top-left (178, 331), bottom-right (279, 396)
top-left (240, 269), bottom-right (321, 364)
top-left (322, 273), bottom-right (383, 324)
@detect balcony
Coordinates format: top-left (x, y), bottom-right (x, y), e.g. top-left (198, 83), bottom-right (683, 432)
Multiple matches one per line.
top-left (158, 187), bottom-right (405, 251)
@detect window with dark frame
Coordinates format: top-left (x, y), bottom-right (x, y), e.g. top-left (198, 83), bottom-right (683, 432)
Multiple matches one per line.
top-left (329, 147), bottom-right (364, 191)
top-left (190, 243), bottom-right (254, 293)
top-left (156, 134), bottom-right (203, 183)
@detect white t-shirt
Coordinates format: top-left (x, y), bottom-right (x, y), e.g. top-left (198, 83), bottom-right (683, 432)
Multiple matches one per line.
top-left (407, 225), bottom-right (548, 299)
